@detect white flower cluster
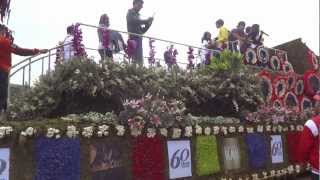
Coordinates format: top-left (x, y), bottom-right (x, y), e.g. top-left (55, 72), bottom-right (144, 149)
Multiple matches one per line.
top-left (82, 126), bottom-right (94, 138)
top-left (287, 165), bottom-right (294, 174)
top-left (251, 173), bottom-right (258, 180)
top-left (238, 126), bottom-right (244, 133)
top-left (213, 126), bottom-right (220, 135)
top-left (257, 125), bottom-right (264, 133)
top-left (46, 128), bottom-right (61, 139)
top-left (246, 127), bottom-right (254, 133)
top-left (290, 125), bottom-right (296, 131)
top-left (147, 128), bottom-right (156, 138)
top-left (228, 126), bottom-right (236, 133)
top-left (221, 126), bottom-right (228, 135)
top-left (160, 128), bottom-right (168, 137)
top-left (97, 125), bottom-right (110, 137)
top-left (295, 165), bottom-right (301, 173)
top-left (21, 127), bottom-right (37, 137)
top-left (262, 171), bottom-right (268, 178)
top-left (266, 125), bottom-right (272, 132)
top-left (204, 127), bottom-right (211, 135)
top-left (296, 125), bottom-right (304, 132)
top-left (195, 125), bottom-right (202, 135)
top-left (0, 126), bottom-right (13, 139)
top-left (66, 126), bottom-right (79, 138)
top-left (184, 126), bottom-right (193, 137)
top-left (277, 125), bottom-right (283, 133)
top-left (116, 125), bottom-right (125, 136)
top-left (172, 128), bottom-right (181, 138)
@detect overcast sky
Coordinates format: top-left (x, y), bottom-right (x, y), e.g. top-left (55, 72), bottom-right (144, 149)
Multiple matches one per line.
top-left (7, 0), bottom-right (320, 82)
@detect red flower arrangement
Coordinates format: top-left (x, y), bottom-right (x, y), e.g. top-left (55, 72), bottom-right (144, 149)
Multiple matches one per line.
top-left (132, 136), bottom-right (165, 180)
top-left (295, 76), bottom-right (305, 96)
top-left (306, 49), bottom-right (319, 70)
top-left (273, 76), bottom-right (287, 99)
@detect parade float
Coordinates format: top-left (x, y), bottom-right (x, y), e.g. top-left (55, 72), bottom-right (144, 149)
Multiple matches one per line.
top-left (1, 3), bottom-right (320, 180)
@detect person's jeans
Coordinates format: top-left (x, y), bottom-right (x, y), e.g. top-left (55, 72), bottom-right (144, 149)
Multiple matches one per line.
top-left (312, 173), bottom-right (320, 180)
top-left (130, 36), bottom-right (143, 66)
top-left (0, 70), bottom-right (9, 112)
top-left (98, 48), bottom-right (113, 60)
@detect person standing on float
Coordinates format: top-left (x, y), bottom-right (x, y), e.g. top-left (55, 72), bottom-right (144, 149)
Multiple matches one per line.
top-left (0, 24), bottom-right (48, 121)
top-left (298, 91), bottom-right (320, 180)
top-left (126, 0), bottom-right (153, 66)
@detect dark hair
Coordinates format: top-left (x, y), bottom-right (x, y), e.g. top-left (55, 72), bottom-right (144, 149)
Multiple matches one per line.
top-left (0, 24), bottom-right (14, 42)
top-left (133, 0), bottom-right (143, 4)
top-left (238, 21), bottom-right (245, 27)
top-left (99, 14), bottom-right (109, 26)
top-left (201, 31), bottom-right (211, 43)
top-left (67, 25), bottom-right (74, 34)
top-left (251, 24), bottom-right (260, 33)
top-left (216, 19), bottom-right (224, 26)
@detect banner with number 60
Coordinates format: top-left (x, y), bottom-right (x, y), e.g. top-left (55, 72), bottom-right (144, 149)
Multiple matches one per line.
top-left (167, 140), bottom-right (192, 179)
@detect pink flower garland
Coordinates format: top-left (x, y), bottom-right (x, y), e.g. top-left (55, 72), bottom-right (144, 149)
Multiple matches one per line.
top-left (187, 47), bottom-right (195, 69)
top-left (101, 28), bottom-right (110, 49)
top-left (72, 24), bottom-right (87, 57)
top-left (148, 39), bottom-right (156, 66)
top-left (125, 39), bottom-right (137, 60)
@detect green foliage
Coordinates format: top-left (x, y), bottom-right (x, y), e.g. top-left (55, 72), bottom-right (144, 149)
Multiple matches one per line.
top-left (208, 50), bottom-right (244, 73)
top-left (196, 136), bottom-right (220, 176)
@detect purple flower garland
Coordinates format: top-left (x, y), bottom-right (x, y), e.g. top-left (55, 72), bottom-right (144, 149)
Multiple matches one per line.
top-left (187, 47), bottom-right (195, 69)
top-left (148, 39), bottom-right (156, 66)
top-left (125, 39), bottom-right (137, 60)
top-left (73, 24), bottom-right (87, 57)
top-left (164, 45), bottom-right (178, 67)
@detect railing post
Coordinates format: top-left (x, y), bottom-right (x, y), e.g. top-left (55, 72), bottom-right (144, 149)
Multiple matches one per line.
top-left (7, 76), bottom-right (10, 107)
top-left (48, 50), bottom-right (51, 73)
top-left (28, 58), bottom-right (31, 87)
top-left (41, 57), bottom-right (44, 76)
top-left (22, 67), bottom-right (25, 87)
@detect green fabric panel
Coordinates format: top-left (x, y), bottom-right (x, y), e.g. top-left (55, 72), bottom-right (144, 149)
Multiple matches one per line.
top-left (196, 136), bottom-right (220, 176)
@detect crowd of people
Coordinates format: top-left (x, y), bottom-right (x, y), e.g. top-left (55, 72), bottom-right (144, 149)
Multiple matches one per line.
top-left (199, 20), bottom-right (266, 64)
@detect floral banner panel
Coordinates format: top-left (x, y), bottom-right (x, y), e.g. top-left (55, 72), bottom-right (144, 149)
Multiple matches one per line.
top-left (270, 135), bottom-right (284, 164)
top-left (89, 138), bottom-right (127, 180)
top-left (0, 148), bottom-right (9, 180)
top-left (167, 140), bottom-right (192, 179)
top-left (221, 137), bottom-right (241, 171)
top-left (34, 137), bottom-right (80, 180)
top-left (245, 134), bottom-right (268, 169)
top-left (195, 136), bottom-right (220, 176)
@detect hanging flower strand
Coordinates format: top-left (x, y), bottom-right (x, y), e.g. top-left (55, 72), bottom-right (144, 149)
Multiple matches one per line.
top-left (73, 23), bottom-right (87, 57)
top-left (164, 45), bottom-right (178, 68)
top-left (101, 27), bottom-right (110, 50)
top-left (148, 38), bottom-right (156, 66)
top-left (187, 47), bottom-right (195, 69)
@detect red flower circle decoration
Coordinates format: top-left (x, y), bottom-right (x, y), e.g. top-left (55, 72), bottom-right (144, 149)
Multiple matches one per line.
top-left (259, 71), bottom-right (273, 102)
top-left (286, 72), bottom-right (297, 91)
top-left (269, 56), bottom-right (281, 71)
top-left (245, 48), bottom-right (257, 65)
top-left (257, 46), bottom-right (270, 65)
top-left (282, 61), bottom-right (294, 73)
top-left (299, 96), bottom-right (313, 112)
top-left (284, 91), bottom-right (299, 110)
top-left (273, 76), bottom-right (287, 99)
top-left (295, 77), bottom-right (305, 96)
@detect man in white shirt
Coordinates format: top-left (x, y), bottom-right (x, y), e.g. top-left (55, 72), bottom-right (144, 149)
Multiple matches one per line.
top-left (63, 26), bottom-right (75, 61)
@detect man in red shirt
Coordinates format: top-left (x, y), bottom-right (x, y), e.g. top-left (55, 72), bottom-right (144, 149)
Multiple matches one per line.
top-left (0, 24), bottom-right (48, 120)
top-left (298, 92), bottom-right (320, 180)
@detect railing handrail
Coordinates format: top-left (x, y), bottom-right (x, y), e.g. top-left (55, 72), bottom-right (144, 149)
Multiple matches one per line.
top-left (10, 43), bottom-right (70, 70)
top-left (78, 22), bottom-right (288, 56)
top-left (9, 53), bottom-right (56, 78)
top-left (78, 22), bottom-right (223, 54)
